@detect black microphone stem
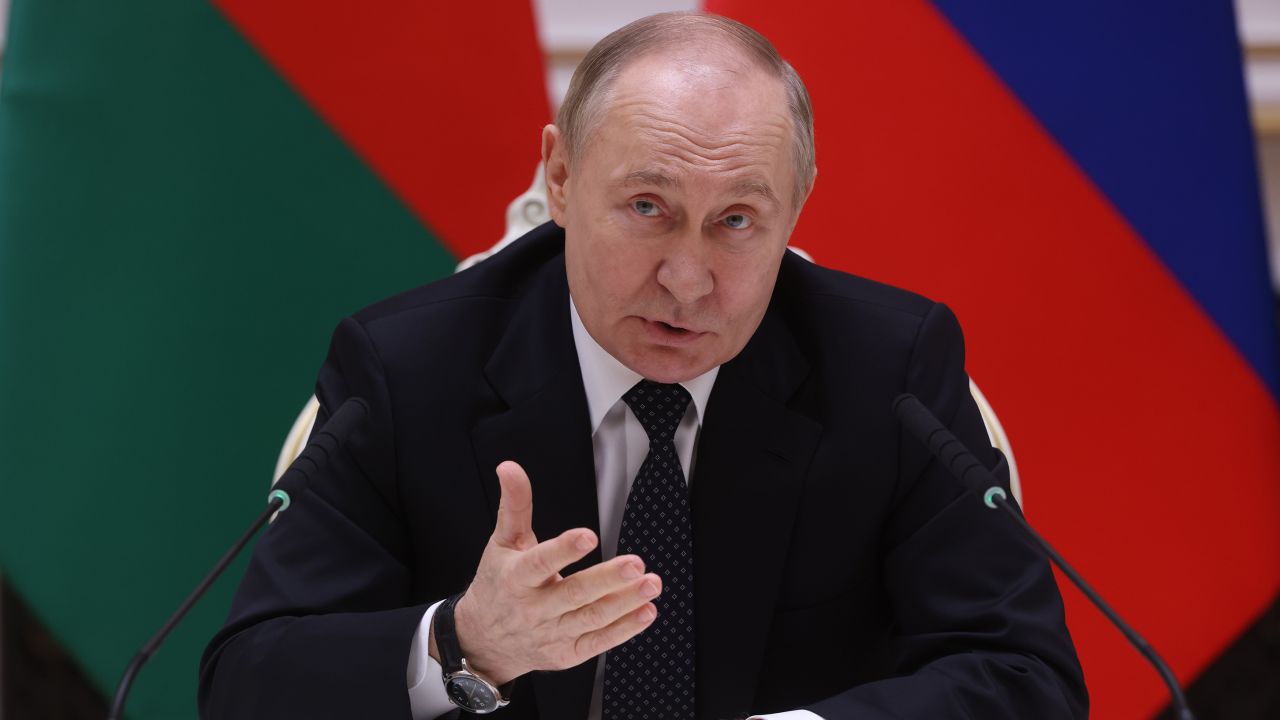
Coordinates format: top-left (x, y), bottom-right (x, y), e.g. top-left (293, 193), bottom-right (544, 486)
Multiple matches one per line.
top-left (988, 495), bottom-right (1194, 720)
top-left (106, 496), bottom-right (283, 720)
top-left (893, 392), bottom-right (1194, 720)
top-left (106, 395), bottom-right (368, 720)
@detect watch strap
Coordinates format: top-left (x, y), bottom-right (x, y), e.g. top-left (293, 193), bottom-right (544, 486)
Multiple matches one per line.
top-left (434, 593), bottom-right (466, 675)
top-left (436, 592), bottom-right (516, 707)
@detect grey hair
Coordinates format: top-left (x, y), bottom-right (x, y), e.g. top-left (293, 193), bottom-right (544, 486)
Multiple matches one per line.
top-left (555, 12), bottom-right (816, 207)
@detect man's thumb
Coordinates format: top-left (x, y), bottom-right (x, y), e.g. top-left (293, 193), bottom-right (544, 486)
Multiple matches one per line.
top-left (494, 460), bottom-right (535, 549)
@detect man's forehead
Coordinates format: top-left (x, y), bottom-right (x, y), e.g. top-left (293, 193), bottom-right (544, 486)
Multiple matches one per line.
top-left (576, 45), bottom-right (799, 207)
top-left (600, 53), bottom-right (792, 147)
top-left (594, 100), bottom-right (793, 205)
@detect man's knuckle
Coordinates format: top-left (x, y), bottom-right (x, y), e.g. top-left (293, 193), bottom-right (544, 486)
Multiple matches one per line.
top-left (563, 578), bottom-right (588, 607)
top-left (583, 600), bottom-right (609, 629)
top-left (575, 602), bottom-right (596, 627)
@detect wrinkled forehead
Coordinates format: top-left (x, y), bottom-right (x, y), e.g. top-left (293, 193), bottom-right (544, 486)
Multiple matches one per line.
top-left (588, 53), bottom-right (797, 197)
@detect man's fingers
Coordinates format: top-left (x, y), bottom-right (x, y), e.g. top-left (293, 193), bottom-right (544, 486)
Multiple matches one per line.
top-left (549, 554), bottom-right (647, 614)
top-left (558, 572), bottom-right (661, 635)
top-left (512, 527), bottom-right (599, 588)
top-left (572, 602), bottom-right (658, 661)
top-left (494, 461), bottom-right (536, 549)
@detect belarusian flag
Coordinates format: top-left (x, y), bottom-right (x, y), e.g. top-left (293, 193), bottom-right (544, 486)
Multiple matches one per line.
top-left (0, 0), bottom-right (548, 717)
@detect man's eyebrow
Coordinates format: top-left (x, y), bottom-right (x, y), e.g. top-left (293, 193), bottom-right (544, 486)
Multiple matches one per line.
top-left (730, 180), bottom-right (779, 206)
top-left (620, 170), bottom-right (780, 206)
top-left (621, 169), bottom-right (680, 188)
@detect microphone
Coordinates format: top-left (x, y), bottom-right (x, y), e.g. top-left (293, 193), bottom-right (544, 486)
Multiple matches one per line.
top-left (893, 393), bottom-right (1195, 720)
top-left (272, 395), bottom-right (371, 505)
top-left (106, 396), bottom-right (370, 720)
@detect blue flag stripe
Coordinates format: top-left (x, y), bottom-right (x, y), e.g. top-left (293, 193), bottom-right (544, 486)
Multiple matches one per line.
top-left (928, 0), bottom-right (1280, 398)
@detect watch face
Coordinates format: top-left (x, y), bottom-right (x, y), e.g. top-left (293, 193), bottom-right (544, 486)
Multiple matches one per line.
top-left (446, 675), bottom-right (499, 712)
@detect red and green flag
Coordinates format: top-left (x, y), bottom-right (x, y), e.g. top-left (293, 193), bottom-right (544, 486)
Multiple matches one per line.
top-left (0, 1), bottom-right (547, 717)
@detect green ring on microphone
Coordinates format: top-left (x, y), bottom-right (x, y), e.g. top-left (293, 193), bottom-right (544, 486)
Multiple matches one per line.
top-left (268, 489), bottom-right (291, 513)
top-left (983, 486), bottom-right (1007, 510)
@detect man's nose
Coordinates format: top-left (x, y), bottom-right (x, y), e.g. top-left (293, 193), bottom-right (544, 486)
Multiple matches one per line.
top-left (655, 231), bottom-right (714, 305)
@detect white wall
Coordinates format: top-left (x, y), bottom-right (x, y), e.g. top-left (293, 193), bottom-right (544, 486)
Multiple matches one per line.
top-left (0, 0), bottom-right (9, 62)
top-left (1259, 138), bottom-right (1280, 290)
top-left (1237, 0), bottom-right (1280, 289)
top-left (533, 0), bottom-right (698, 111)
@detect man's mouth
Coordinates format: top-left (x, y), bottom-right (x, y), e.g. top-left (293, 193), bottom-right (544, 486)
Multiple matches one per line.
top-left (658, 321), bottom-right (689, 334)
top-left (642, 318), bottom-right (706, 346)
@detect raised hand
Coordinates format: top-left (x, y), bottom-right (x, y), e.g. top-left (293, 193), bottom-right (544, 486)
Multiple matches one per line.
top-left (434, 460), bottom-right (661, 685)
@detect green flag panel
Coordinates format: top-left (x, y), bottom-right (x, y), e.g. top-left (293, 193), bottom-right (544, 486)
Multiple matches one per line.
top-left (0, 0), bottom-right (460, 717)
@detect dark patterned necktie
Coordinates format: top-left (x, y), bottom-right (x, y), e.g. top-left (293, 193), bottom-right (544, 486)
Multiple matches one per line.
top-left (602, 380), bottom-right (696, 720)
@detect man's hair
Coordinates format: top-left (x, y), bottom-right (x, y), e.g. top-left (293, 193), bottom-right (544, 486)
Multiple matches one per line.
top-left (556, 12), bottom-right (816, 207)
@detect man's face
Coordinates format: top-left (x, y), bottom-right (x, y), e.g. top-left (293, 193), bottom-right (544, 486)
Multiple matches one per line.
top-left (545, 51), bottom-right (806, 383)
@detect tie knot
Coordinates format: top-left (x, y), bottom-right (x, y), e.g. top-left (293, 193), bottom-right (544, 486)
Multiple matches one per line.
top-left (622, 380), bottom-right (692, 444)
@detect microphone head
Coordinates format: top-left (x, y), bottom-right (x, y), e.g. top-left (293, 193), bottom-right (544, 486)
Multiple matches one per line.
top-left (894, 394), bottom-right (936, 435)
top-left (893, 393), bottom-right (920, 418)
top-left (320, 396), bottom-right (370, 446)
top-left (272, 470), bottom-right (310, 501)
top-left (892, 391), bottom-right (1002, 498)
top-left (272, 396), bottom-right (370, 501)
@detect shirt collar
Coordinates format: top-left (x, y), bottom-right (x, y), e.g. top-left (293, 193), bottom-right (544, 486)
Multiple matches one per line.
top-left (570, 299), bottom-right (719, 434)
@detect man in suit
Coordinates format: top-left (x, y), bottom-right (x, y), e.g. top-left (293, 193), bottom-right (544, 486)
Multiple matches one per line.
top-left (200, 11), bottom-right (1086, 720)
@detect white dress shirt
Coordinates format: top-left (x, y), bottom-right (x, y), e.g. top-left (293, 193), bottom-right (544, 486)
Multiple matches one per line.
top-left (406, 300), bottom-right (820, 720)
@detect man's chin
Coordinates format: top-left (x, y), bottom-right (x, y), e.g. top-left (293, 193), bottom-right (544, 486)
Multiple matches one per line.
top-left (620, 345), bottom-right (717, 384)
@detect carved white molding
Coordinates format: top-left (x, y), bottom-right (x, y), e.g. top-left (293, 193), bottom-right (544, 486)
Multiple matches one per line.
top-left (0, 0), bottom-right (9, 58)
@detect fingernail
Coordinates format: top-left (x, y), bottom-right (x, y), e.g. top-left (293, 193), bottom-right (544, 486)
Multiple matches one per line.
top-left (620, 562), bottom-right (642, 580)
top-left (575, 533), bottom-right (594, 551)
top-left (640, 579), bottom-right (660, 597)
top-left (639, 605), bottom-right (657, 622)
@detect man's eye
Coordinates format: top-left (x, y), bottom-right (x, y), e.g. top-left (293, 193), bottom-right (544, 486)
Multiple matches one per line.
top-left (632, 199), bottom-right (660, 217)
top-left (723, 214), bottom-right (752, 229)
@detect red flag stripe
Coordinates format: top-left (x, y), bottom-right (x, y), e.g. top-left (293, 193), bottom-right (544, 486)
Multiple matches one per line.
top-left (705, 1), bottom-right (1280, 717)
top-left (214, 0), bottom-right (552, 258)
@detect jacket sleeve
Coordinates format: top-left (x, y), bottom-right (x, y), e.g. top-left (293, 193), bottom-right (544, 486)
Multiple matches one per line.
top-left (198, 316), bottom-right (429, 719)
top-left (805, 302), bottom-right (1089, 719)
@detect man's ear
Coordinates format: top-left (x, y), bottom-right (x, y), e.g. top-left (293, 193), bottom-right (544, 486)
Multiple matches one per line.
top-left (541, 124), bottom-right (570, 227)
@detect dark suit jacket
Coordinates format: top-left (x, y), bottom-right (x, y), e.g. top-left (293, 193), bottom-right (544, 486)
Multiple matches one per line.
top-left (200, 222), bottom-right (1087, 719)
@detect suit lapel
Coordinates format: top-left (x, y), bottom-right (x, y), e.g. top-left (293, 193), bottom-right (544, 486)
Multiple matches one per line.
top-left (691, 306), bottom-right (823, 720)
top-left (470, 257), bottom-right (602, 720)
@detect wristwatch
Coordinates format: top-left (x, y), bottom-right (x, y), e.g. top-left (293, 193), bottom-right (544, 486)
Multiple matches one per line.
top-left (434, 593), bottom-right (513, 714)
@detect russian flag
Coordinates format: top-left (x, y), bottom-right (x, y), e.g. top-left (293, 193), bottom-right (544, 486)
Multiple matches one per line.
top-left (705, 1), bottom-right (1280, 717)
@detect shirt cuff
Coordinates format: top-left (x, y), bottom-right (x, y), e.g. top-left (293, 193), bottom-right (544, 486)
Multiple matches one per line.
top-left (751, 711), bottom-right (826, 720)
top-left (407, 599), bottom-right (455, 720)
